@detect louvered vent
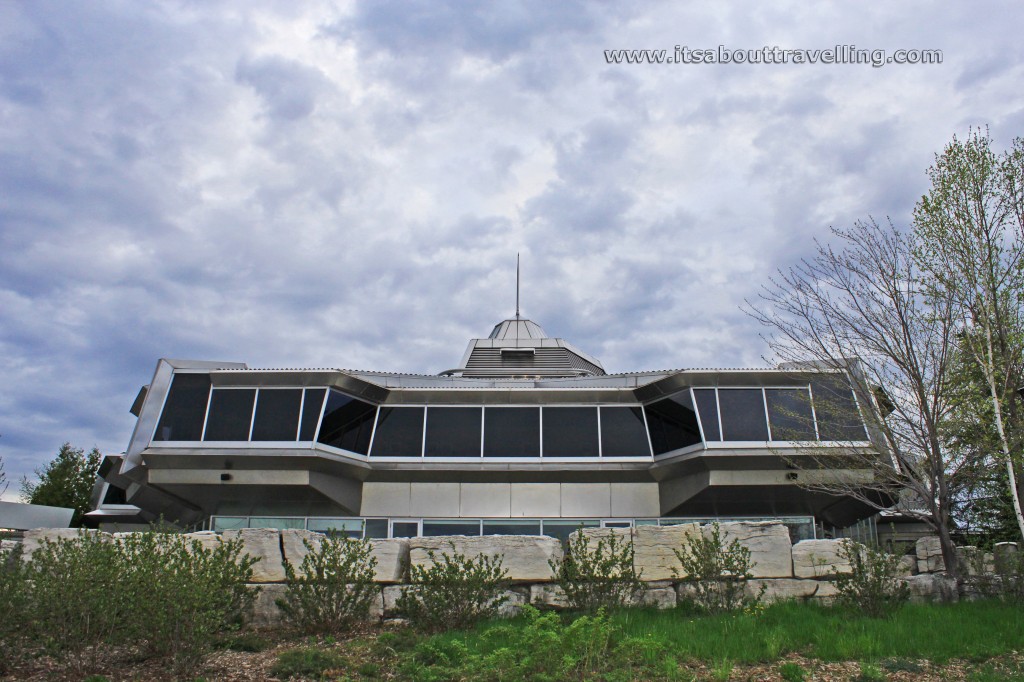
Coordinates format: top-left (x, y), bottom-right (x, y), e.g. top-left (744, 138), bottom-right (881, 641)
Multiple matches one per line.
top-left (463, 348), bottom-right (605, 377)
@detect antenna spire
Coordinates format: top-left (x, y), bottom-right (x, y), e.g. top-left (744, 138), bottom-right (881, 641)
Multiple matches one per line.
top-left (515, 253), bottom-right (521, 317)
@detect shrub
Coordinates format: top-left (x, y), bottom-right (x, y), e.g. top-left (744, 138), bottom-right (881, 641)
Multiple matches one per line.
top-left (831, 541), bottom-right (909, 618)
top-left (0, 543), bottom-right (31, 674)
top-left (673, 522), bottom-right (763, 614)
top-left (549, 529), bottom-right (643, 613)
top-left (278, 535), bottom-right (379, 634)
top-left (271, 647), bottom-right (349, 680)
top-left (396, 543), bottom-right (509, 631)
top-left (117, 530), bottom-right (259, 674)
top-left (779, 662), bottom-right (807, 682)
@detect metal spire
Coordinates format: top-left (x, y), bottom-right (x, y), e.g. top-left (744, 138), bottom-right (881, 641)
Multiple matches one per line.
top-left (515, 253), bottom-right (520, 318)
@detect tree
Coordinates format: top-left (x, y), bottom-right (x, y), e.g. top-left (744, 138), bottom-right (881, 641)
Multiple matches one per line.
top-left (746, 218), bottom-right (964, 579)
top-left (21, 443), bottom-right (102, 527)
top-left (912, 129), bottom-right (1024, 541)
top-left (0, 455), bottom-right (7, 497)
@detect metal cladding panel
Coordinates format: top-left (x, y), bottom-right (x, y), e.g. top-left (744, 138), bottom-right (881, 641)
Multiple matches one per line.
top-left (0, 502), bottom-right (75, 530)
top-left (459, 483), bottom-right (512, 517)
top-left (560, 483), bottom-right (611, 517)
top-left (410, 482), bottom-right (460, 516)
top-left (360, 482), bottom-right (411, 516)
top-left (510, 483), bottom-right (561, 517)
top-left (610, 483), bottom-right (660, 517)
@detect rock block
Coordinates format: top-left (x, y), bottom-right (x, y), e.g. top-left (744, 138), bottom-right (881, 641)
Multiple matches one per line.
top-left (792, 539), bottom-right (853, 578)
top-left (223, 528), bottom-right (285, 583)
top-left (956, 546), bottom-right (982, 576)
top-left (410, 535), bottom-right (561, 582)
top-left (494, 589), bottom-right (527, 618)
top-left (530, 584), bottom-right (569, 609)
top-left (21, 528), bottom-right (106, 563)
top-left (993, 542), bottom-right (1019, 575)
top-left (247, 583), bottom-right (286, 628)
top-left (371, 538), bottom-right (409, 583)
top-left (279, 529), bottom-right (322, 569)
top-left (903, 573), bottom-right (958, 602)
top-left (632, 524), bottom-right (701, 580)
top-left (712, 522), bottom-right (793, 578)
top-left (747, 578), bottom-right (837, 602)
top-left (897, 555), bottom-right (917, 577)
top-left (641, 587), bottom-right (677, 609)
top-left (382, 585), bottom-right (406, 616)
top-left (182, 530), bottom-right (222, 554)
top-left (915, 536), bottom-right (944, 573)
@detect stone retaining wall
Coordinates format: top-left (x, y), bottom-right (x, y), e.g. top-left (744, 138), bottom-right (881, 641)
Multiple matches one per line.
top-left (9, 523), bottom-right (1019, 628)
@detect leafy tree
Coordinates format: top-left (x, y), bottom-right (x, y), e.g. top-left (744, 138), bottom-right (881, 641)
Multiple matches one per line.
top-left (913, 129), bottom-right (1024, 541)
top-left (21, 443), bottom-right (102, 526)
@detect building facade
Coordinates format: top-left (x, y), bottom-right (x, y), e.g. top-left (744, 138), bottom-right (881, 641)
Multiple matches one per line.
top-left (88, 316), bottom-right (881, 541)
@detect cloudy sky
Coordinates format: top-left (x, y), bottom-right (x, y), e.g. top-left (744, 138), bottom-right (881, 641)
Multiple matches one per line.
top-left (1, 1), bottom-right (1022, 497)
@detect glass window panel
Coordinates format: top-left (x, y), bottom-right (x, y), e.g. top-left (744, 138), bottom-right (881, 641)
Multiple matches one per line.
top-left (645, 392), bottom-right (703, 455)
top-left (717, 389), bottom-right (769, 441)
top-left (482, 520), bottom-right (541, 536)
top-left (248, 516), bottom-right (305, 530)
top-left (600, 406), bottom-right (651, 457)
top-left (542, 407), bottom-right (599, 457)
top-left (371, 407), bottom-right (424, 457)
top-left (101, 484), bottom-right (127, 505)
top-left (154, 373), bottom-right (210, 441)
top-left (306, 518), bottom-right (363, 538)
top-left (390, 521), bottom-right (420, 538)
top-left (484, 407), bottom-right (540, 457)
top-left (765, 388), bottom-right (817, 440)
top-left (212, 516), bottom-right (248, 532)
top-left (540, 520), bottom-right (599, 543)
top-left (316, 390), bottom-right (376, 454)
top-left (251, 388), bottom-right (302, 441)
top-left (422, 520), bottom-right (480, 536)
top-left (364, 519), bottom-right (389, 539)
top-left (203, 388), bottom-right (256, 441)
top-left (425, 407), bottom-right (482, 457)
top-left (811, 376), bottom-right (867, 441)
top-left (298, 389), bottom-right (326, 441)
top-left (693, 388), bottom-right (721, 441)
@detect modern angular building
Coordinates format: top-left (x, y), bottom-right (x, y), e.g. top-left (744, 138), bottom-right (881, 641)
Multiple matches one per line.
top-left (87, 316), bottom-right (881, 541)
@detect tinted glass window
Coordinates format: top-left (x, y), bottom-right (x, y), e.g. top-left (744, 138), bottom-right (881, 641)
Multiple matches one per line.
top-left (371, 407), bottom-right (425, 457)
top-left (811, 376), bottom-right (867, 441)
top-left (422, 520), bottom-right (480, 536)
top-left (251, 389), bottom-right (302, 441)
top-left (765, 388), bottom-right (816, 440)
top-left (203, 388), bottom-right (256, 441)
top-left (425, 407), bottom-right (482, 457)
top-left (645, 392), bottom-right (703, 455)
top-left (298, 389), bottom-right (326, 441)
top-left (542, 407), bottom-right (599, 457)
top-left (693, 388), bottom-right (721, 441)
top-left (600, 406), bottom-right (651, 457)
top-left (484, 407), bottom-right (540, 457)
top-left (316, 390), bottom-right (376, 454)
top-left (482, 520), bottom-right (541, 535)
top-left (718, 389), bottom-right (769, 441)
top-left (154, 373), bottom-right (210, 441)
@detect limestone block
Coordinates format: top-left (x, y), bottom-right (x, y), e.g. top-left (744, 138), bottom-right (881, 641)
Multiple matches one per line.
top-left (367, 588), bottom-right (385, 622)
top-left (983, 552), bottom-right (995, 574)
top-left (956, 546), bottom-right (982, 576)
top-left (371, 539), bottom-right (409, 583)
top-left (897, 555), bottom-right (917, 577)
top-left (641, 587), bottom-right (677, 609)
top-left (409, 535), bottom-right (561, 582)
top-left (993, 542), bottom-right (1019, 575)
top-left (903, 574), bottom-right (958, 602)
top-left (632, 524), bottom-right (700, 580)
top-left (494, 589), bottom-right (527, 618)
top-left (915, 536), bottom-right (944, 573)
top-left (712, 522), bottom-right (793, 578)
top-left (247, 583), bottom-right (286, 628)
top-left (21, 528), bottom-right (106, 563)
top-left (530, 584), bottom-right (569, 609)
top-left (0, 539), bottom-right (20, 557)
top-left (792, 539), bottom-right (854, 578)
top-left (382, 585), bottom-right (407, 616)
top-left (280, 529), bottom-right (322, 569)
top-left (223, 528), bottom-right (285, 583)
top-left (576, 527), bottom-right (632, 543)
top-left (746, 578), bottom-right (837, 602)
top-left (183, 531), bottom-right (222, 554)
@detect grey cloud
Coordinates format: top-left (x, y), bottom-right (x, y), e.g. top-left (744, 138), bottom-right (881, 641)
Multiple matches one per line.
top-left (236, 55), bottom-right (332, 121)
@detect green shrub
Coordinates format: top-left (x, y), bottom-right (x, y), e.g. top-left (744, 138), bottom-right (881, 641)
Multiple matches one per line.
top-left (0, 543), bottom-right (31, 674)
top-left (396, 543), bottom-right (509, 631)
top-left (271, 647), bottom-right (348, 680)
top-left (832, 541), bottom-right (909, 618)
top-left (853, 661), bottom-right (887, 682)
top-left (117, 531), bottom-right (258, 674)
top-left (278, 535), bottom-right (379, 634)
top-left (549, 529), bottom-right (643, 613)
top-left (779, 662), bottom-right (807, 682)
top-left (673, 522), bottom-right (763, 614)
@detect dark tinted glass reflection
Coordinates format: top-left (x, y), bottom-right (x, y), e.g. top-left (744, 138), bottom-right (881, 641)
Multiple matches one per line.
top-left (371, 407), bottom-right (425, 457)
top-left (600, 406), bottom-right (651, 457)
top-left (693, 388), bottom-right (721, 441)
top-left (542, 407), bottom-right (599, 457)
top-left (298, 389), bottom-right (326, 441)
top-left (717, 389), bottom-right (769, 441)
top-left (422, 521), bottom-right (480, 536)
top-left (765, 388), bottom-right (816, 440)
top-left (316, 390), bottom-right (376, 454)
top-left (425, 407), bottom-right (482, 457)
top-left (203, 389), bottom-right (256, 441)
top-left (484, 407), bottom-right (540, 457)
top-left (811, 376), bottom-right (867, 441)
top-left (154, 373), bottom-right (210, 441)
top-left (645, 392), bottom-right (703, 455)
top-left (251, 389), bottom-right (302, 441)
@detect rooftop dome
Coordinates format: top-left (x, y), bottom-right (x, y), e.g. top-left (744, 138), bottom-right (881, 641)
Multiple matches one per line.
top-left (488, 316), bottom-right (548, 340)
